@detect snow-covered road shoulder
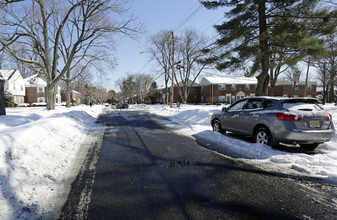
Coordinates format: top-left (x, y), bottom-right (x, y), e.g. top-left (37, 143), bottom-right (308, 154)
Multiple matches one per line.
top-left (1, 103), bottom-right (336, 219)
top-left (134, 104), bottom-right (337, 185)
top-left (0, 105), bottom-right (104, 219)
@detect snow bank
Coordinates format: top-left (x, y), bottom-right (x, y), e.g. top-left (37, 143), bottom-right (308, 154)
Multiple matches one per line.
top-left (137, 103), bottom-right (337, 184)
top-left (0, 105), bottom-right (104, 219)
top-left (1, 103), bottom-right (336, 219)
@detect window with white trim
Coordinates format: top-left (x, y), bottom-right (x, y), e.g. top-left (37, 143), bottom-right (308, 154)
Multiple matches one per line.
top-left (218, 96), bottom-right (226, 102)
top-left (307, 84), bottom-right (314, 90)
top-left (38, 86), bottom-right (44, 93)
top-left (218, 84), bottom-right (226, 90)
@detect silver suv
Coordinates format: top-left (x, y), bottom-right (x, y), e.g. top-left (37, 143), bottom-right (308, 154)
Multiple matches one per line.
top-left (211, 97), bottom-right (335, 150)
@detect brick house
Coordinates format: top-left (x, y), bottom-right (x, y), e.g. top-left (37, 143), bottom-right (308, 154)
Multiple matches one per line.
top-left (161, 80), bottom-right (201, 104)
top-left (0, 69), bottom-right (26, 105)
top-left (61, 90), bottom-right (81, 105)
top-left (271, 81), bottom-right (317, 98)
top-left (199, 77), bottom-right (258, 104)
top-left (24, 74), bottom-right (61, 106)
top-left (161, 76), bottom-right (318, 105)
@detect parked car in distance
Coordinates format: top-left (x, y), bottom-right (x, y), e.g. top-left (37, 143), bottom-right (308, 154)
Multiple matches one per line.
top-left (116, 102), bottom-right (129, 109)
top-left (211, 97), bottom-right (335, 150)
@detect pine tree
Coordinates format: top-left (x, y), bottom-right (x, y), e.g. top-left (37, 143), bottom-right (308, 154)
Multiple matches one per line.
top-left (201, 0), bottom-right (336, 96)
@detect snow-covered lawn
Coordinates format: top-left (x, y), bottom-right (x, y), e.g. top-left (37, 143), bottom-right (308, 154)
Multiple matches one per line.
top-left (0, 103), bottom-right (337, 219)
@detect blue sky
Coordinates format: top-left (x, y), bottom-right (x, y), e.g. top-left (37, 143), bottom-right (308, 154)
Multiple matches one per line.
top-left (100, 0), bottom-right (225, 91)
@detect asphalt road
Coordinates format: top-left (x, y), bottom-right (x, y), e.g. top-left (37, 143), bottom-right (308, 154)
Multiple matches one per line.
top-left (59, 109), bottom-right (337, 220)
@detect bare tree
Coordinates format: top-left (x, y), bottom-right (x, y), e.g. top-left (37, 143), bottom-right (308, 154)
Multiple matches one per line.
top-left (149, 31), bottom-right (173, 105)
top-left (116, 73), bottom-right (154, 104)
top-left (0, 0), bottom-right (139, 110)
top-left (175, 29), bottom-right (209, 104)
top-left (314, 34), bottom-right (337, 103)
top-left (134, 74), bottom-right (153, 103)
top-left (149, 29), bottom-right (211, 104)
top-left (58, 0), bottom-right (119, 108)
top-left (72, 67), bottom-right (93, 96)
top-left (315, 61), bottom-right (329, 104)
top-left (0, 0), bottom-right (24, 5)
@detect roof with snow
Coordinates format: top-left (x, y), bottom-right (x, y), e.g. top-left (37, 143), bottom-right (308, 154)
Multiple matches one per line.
top-left (177, 79), bottom-right (200, 87)
top-left (275, 81), bottom-right (317, 86)
top-left (24, 74), bottom-right (47, 86)
top-left (0, 69), bottom-right (18, 80)
top-left (200, 76), bottom-right (257, 86)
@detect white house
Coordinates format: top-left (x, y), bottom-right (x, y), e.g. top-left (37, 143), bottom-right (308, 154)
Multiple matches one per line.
top-left (0, 69), bottom-right (26, 104)
top-left (24, 74), bottom-right (62, 105)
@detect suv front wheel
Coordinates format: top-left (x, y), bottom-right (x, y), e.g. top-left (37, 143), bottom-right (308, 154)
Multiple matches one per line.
top-left (255, 127), bottom-right (274, 147)
top-left (212, 119), bottom-right (225, 134)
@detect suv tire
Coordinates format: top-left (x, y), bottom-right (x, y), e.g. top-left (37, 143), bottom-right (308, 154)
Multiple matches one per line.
top-left (213, 120), bottom-right (225, 134)
top-left (255, 127), bottom-right (274, 147)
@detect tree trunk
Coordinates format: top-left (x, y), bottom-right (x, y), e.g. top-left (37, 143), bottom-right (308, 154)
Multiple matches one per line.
top-left (329, 83), bottom-right (334, 103)
top-left (270, 79), bottom-right (276, 97)
top-left (0, 77), bottom-right (6, 115)
top-left (46, 83), bottom-right (56, 110)
top-left (329, 59), bottom-right (336, 103)
top-left (269, 67), bottom-right (275, 96)
top-left (256, 1), bottom-right (269, 96)
top-left (66, 79), bottom-right (72, 108)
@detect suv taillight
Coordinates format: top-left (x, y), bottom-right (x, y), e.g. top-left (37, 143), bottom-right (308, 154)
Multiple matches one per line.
top-left (277, 112), bottom-right (301, 121)
top-left (327, 113), bottom-right (332, 121)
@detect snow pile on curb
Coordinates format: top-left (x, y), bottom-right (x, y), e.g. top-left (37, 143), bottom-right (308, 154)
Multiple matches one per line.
top-left (0, 105), bottom-right (104, 219)
top-left (1, 103), bottom-right (336, 219)
top-left (140, 104), bottom-right (337, 184)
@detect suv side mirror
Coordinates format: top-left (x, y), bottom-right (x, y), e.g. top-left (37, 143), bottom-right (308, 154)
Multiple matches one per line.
top-left (222, 107), bottom-right (228, 112)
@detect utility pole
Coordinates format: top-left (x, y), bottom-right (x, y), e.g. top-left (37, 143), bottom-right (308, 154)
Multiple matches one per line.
top-left (170, 31), bottom-right (175, 108)
top-left (304, 57), bottom-right (310, 97)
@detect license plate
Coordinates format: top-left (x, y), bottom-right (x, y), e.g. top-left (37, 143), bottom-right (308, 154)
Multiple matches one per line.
top-left (309, 120), bottom-right (320, 128)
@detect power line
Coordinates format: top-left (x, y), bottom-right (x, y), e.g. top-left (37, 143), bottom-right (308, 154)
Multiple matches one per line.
top-left (200, 11), bottom-right (225, 33)
top-left (172, 2), bottom-right (199, 30)
top-left (136, 59), bottom-right (151, 74)
top-left (173, 5), bottom-right (203, 31)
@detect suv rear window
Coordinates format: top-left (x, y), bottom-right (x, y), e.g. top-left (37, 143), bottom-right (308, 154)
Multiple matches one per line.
top-left (281, 99), bottom-right (323, 111)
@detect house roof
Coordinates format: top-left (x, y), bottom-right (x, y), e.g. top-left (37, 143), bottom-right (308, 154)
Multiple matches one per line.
top-left (158, 79), bottom-right (200, 89)
top-left (275, 81), bottom-right (317, 86)
top-left (199, 76), bottom-right (258, 85)
top-left (24, 74), bottom-right (47, 86)
top-left (0, 69), bottom-right (18, 80)
top-left (177, 79), bottom-right (200, 87)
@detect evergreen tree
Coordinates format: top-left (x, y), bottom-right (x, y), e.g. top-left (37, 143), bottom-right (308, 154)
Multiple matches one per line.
top-left (201, 0), bottom-right (337, 96)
